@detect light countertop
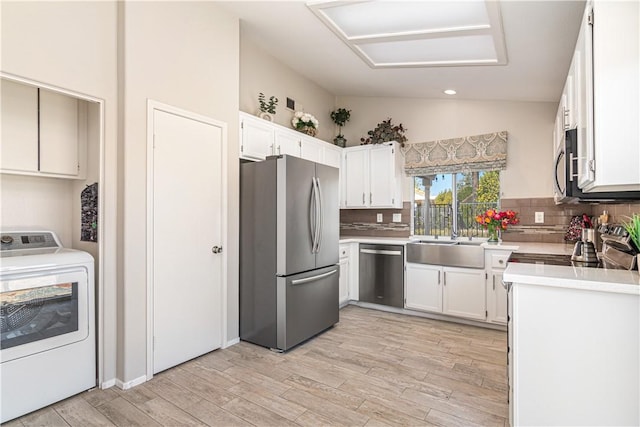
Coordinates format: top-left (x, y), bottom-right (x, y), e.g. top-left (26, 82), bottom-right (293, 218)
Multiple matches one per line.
top-left (339, 236), bottom-right (574, 255)
top-left (504, 263), bottom-right (640, 295)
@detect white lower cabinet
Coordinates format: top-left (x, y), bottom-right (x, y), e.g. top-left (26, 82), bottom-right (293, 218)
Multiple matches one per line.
top-left (339, 243), bottom-right (358, 306)
top-left (485, 250), bottom-right (511, 325)
top-left (405, 264), bottom-right (442, 312)
top-left (442, 268), bottom-right (486, 320)
top-left (488, 271), bottom-right (507, 324)
top-left (405, 263), bottom-right (486, 321)
top-left (338, 257), bottom-right (349, 306)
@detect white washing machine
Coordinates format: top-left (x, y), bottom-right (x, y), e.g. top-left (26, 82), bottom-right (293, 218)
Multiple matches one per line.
top-left (0, 231), bottom-right (96, 423)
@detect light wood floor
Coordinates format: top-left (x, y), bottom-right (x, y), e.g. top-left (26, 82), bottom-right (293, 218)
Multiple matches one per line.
top-left (4, 306), bottom-right (508, 427)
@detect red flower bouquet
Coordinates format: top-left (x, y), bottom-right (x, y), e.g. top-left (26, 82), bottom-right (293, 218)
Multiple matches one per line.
top-left (475, 209), bottom-right (519, 242)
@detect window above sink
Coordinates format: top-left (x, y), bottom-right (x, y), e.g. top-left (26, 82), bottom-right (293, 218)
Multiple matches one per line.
top-left (412, 171), bottom-right (500, 239)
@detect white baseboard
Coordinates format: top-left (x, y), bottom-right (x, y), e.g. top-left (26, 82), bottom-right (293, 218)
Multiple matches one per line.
top-left (115, 375), bottom-right (147, 390)
top-left (101, 379), bottom-right (116, 389)
top-left (223, 337), bottom-right (240, 348)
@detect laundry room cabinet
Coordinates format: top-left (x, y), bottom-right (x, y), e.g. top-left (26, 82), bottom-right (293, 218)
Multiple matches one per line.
top-left (0, 78), bottom-right (87, 179)
top-left (342, 142), bottom-right (403, 209)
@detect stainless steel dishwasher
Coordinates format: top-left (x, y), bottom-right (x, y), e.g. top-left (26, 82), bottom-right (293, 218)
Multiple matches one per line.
top-left (359, 244), bottom-right (404, 308)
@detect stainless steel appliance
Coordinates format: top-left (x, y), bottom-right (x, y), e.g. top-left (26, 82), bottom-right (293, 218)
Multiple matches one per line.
top-left (240, 155), bottom-right (339, 351)
top-left (359, 244), bottom-right (404, 308)
top-left (571, 229), bottom-right (598, 265)
top-left (554, 129), bottom-right (640, 203)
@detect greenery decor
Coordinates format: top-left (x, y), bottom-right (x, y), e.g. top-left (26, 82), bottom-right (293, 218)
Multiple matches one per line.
top-left (475, 209), bottom-right (519, 242)
top-left (621, 213), bottom-right (640, 251)
top-left (292, 111), bottom-right (319, 137)
top-left (258, 92), bottom-right (278, 114)
top-left (360, 118), bottom-right (407, 147)
top-left (330, 108), bottom-right (351, 147)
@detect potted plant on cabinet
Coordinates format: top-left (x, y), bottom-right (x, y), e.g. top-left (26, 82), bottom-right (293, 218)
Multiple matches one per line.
top-left (258, 92), bottom-right (278, 121)
top-left (360, 118), bottom-right (408, 147)
top-left (330, 108), bottom-right (351, 147)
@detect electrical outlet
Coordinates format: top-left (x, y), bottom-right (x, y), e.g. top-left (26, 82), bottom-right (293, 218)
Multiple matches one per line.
top-left (392, 213), bottom-right (402, 223)
top-left (376, 213), bottom-right (383, 223)
top-left (535, 211), bottom-right (545, 223)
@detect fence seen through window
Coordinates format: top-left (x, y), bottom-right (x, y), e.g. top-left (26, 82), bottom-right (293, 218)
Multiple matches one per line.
top-left (413, 171), bottom-right (500, 237)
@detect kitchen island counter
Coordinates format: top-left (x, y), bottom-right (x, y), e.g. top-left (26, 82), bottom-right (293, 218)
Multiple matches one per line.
top-left (504, 262), bottom-right (640, 295)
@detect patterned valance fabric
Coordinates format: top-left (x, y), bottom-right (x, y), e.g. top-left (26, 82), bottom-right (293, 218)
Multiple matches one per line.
top-left (402, 131), bottom-right (508, 176)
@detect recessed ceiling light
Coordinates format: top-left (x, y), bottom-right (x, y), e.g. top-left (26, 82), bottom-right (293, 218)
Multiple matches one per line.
top-left (444, 89), bottom-right (457, 95)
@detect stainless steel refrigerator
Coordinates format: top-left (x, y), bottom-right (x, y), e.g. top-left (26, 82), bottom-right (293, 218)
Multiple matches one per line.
top-left (240, 155), bottom-right (339, 351)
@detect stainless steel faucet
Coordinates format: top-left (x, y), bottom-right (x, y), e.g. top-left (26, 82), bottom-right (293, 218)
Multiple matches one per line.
top-left (451, 229), bottom-right (458, 240)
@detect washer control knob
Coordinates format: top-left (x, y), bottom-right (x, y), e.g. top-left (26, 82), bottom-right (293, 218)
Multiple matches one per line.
top-left (1, 235), bottom-right (14, 244)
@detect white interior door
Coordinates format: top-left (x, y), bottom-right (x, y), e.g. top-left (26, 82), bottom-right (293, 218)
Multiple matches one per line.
top-left (152, 108), bottom-right (223, 374)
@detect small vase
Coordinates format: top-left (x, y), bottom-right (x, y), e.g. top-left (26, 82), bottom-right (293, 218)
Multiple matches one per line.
top-left (487, 226), bottom-right (500, 243)
top-left (333, 136), bottom-right (346, 147)
top-left (258, 111), bottom-right (273, 122)
top-left (298, 126), bottom-right (317, 137)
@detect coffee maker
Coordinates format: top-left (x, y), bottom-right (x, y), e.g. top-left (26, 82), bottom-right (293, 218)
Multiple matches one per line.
top-left (571, 228), bottom-right (598, 265)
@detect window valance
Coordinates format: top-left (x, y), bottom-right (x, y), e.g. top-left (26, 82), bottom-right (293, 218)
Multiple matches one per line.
top-left (402, 131), bottom-right (508, 176)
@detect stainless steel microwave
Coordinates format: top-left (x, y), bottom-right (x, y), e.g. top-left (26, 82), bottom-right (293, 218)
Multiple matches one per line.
top-left (554, 129), bottom-right (640, 203)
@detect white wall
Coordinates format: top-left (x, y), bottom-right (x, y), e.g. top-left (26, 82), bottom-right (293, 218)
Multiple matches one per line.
top-left (1, 0), bottom-right (119, 385)
top-left (240, 37), bottom-right (336, 142)
top-left (0, 175), bottom-right (74, 244)
top-left (121, 1), bottom-right (239, 383)
top-left (337, 97), bottom-right (556, 199)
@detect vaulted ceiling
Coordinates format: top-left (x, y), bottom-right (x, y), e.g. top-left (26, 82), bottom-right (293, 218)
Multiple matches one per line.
top-left (217, 0), bottom-right (586, 102)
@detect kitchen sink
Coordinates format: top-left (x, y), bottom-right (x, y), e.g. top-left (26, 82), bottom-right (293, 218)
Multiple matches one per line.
top-left (406, 240), bottom-right (485, 268)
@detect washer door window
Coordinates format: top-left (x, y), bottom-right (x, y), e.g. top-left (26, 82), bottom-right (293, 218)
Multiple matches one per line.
top-left (1, 268), bottom-right (89, 363)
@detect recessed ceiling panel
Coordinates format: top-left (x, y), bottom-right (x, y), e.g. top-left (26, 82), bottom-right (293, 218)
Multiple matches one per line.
top-left (320, 1), bottom-right (490, 37)
top-left (308, 0), bottom-right (508, 68)
top-left (358, 35), bottom-right (498, 65)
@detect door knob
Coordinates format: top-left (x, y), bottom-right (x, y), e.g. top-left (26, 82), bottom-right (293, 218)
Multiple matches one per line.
top-left (211, 246), bottom-right (223, 254)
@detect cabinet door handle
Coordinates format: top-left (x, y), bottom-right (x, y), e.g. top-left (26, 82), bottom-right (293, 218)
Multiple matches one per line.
top-left (438, 270), bottom-right (441, 285)
top-left (493, 275), bottom-right (495, 290)
top-left (443, 271), bottom-right (446, 285)
top-left (362, 192), bottom-right (365, 204)
top-left (370, 192), bottom-right (372, 204)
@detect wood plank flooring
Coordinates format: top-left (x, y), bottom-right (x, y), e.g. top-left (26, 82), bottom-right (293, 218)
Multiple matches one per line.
top-left (4, 306), bottom-right (508, 427)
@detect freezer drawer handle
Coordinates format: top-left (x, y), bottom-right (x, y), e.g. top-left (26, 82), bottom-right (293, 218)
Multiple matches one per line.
top-left (291, 269), bottom-right (338, 285)
top-left (360, 249), bottom-right (402, 256)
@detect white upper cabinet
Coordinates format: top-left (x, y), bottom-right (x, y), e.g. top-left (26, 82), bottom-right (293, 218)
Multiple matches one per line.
top-left (342, 142), bottom-right (403, 209)
top-left (240, 113), bottom-right (275, 160)
top-left (344, 146), bottom-right (369, 207)
top-left (575, 1), bottom-right (640, 192)
top-left (239, 112), bottom-right (342, 170)
top-left (1, 79), bottom-right (38, 172)
top-left (300, 136), bottom-right (323, 164)
top-left (1, 78), bottom-right (86, 179)
top-left (273, 128), bottom-right (300, 157)
top-left (39, 89), bottom-right (79, 176)
top-left (323, 144), bottom-right (342, 169)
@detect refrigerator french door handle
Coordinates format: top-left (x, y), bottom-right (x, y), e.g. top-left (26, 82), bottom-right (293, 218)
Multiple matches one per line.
top-left (312, 177), bottom-right (321, 253)
top-left (316, 176), bottom-right (323, 253)
top-left (309, 178), bottom-right (317, 253)
top-left (291, 268), bottom-right (338, 285)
